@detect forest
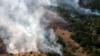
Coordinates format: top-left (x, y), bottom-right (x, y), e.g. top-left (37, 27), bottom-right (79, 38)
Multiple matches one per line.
top-left (48, 0), bottom-right (100, 56)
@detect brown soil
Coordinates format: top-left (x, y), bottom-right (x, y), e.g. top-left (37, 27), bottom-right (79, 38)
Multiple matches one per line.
top-left (55, 28), bottom-right (88, 56)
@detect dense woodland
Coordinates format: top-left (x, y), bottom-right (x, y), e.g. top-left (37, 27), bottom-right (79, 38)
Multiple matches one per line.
top-left (48, 0), bottom-right (100, 56)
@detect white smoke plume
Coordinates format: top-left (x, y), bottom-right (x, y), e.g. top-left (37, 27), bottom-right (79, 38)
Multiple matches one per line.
top-left (39, 0), bottom-right (100, 16)
top-left (56, 0), bottom-right (100, 16)
top-left (0, 0), bottom-right (62, 55)
top-left (0, 0), bottom-right (100, 56)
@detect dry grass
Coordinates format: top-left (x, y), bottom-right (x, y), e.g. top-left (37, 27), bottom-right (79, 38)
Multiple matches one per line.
top-left (55, 28), bottom-right (88, 56)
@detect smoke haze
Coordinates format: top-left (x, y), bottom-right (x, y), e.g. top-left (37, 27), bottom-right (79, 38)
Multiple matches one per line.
top-left (0, 0), bottom-right (100, 56)
top-left (0, 0), bottom-right (62, 55)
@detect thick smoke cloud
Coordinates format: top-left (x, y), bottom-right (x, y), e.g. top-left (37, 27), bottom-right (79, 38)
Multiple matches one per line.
top-left (0, 0), bottom-right (100, 56)
top-left (0, 0), bottom-right (62, 55)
